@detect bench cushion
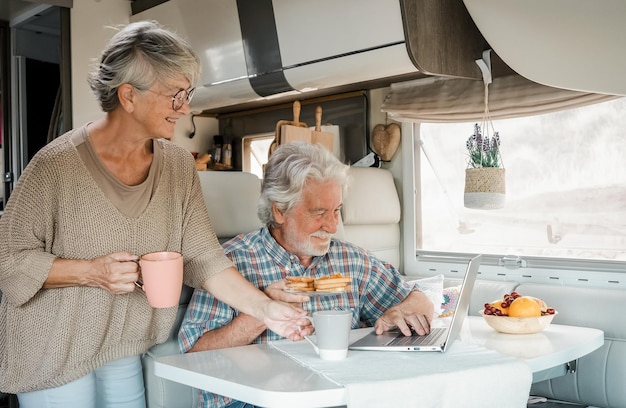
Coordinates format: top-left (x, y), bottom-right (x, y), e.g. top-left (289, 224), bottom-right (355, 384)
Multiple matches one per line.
top-left (520, 283), bottom-right (626, 408)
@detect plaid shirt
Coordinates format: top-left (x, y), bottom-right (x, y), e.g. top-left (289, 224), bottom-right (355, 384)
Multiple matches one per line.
top-left (178, 226), bottom-right (413, 408)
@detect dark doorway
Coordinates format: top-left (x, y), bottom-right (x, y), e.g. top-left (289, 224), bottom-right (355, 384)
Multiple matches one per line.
top-left (24, 58), bottom-right (60, 162)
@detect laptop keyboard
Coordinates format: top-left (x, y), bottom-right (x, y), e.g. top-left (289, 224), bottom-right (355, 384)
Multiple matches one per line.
top-left (387, 327), bottom-right (446, 346)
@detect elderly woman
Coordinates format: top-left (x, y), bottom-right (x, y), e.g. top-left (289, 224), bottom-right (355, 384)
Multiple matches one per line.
top-left (0, 21), bottom-right (310, 408)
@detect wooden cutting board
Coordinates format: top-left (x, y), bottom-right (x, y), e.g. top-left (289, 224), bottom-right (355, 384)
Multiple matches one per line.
top-left (280, 100), bottom-right (311, 144)
top-left (310, 105), bottom-right (335, 153)
top-left (269, 100), bottom-right (309, 157)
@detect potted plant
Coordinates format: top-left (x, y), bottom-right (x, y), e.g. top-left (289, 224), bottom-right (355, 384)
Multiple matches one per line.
top-left (464, 123), bottom-right (505, 209)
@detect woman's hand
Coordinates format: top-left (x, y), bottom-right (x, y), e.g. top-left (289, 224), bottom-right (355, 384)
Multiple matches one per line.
top-left (45, 252), bottom-right (140, 294)
top-left (202, 267), bottom-right (314, 340)
top-left (89, 252), bottom-right (140, 294)
top-left (261, 300), bottom-right (314, 341)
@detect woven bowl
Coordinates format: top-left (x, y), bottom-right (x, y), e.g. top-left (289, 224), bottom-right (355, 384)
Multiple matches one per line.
top-left (479, 310), bottom-right (557, 334)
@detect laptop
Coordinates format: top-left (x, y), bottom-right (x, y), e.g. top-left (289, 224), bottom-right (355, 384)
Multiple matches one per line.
top-left (349, 254), bottom-right (481, 352)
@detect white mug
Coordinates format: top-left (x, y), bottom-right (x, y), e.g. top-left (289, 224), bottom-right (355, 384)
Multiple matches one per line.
top-left (303, 310), bottom-right (352, 361)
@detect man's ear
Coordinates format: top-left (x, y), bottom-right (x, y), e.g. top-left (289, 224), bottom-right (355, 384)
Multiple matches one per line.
top-left (272, 202), bottom-right (286, 224)
top-left (118, 83), bottom-right (136, 112)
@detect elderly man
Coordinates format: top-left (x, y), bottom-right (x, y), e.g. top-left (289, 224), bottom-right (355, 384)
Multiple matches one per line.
top-left (179, 142), bottom-right (434, 408)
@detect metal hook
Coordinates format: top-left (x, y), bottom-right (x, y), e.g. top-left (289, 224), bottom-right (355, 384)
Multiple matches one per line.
top-left (475, 49), bottom-right (492, 86)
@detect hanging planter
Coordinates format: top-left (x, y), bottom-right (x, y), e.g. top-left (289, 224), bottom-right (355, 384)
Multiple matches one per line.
top-left (464, 124), bottom-right (506, 209)
top-left (463, 50), bottom-right (505, 210)
top-left (464, 167), bottom-right (506, 209)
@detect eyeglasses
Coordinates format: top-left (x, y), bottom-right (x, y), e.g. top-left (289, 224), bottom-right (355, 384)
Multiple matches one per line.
top-left (145, 87), bottom-right (195, 111)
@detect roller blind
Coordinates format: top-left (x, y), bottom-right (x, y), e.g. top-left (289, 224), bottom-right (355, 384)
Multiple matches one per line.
top-left (381, 75), bottom-right (617, 123)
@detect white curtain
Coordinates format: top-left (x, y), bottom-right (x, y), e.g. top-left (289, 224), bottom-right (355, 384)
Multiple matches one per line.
top-left (381, 75), bottom-right (618, 123)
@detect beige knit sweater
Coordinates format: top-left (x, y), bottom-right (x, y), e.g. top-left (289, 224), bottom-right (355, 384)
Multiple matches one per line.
top-left (0, 128), bottom-right (233, 393)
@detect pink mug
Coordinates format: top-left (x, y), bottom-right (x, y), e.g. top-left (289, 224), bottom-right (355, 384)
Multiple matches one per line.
top-left (137, 251), bottom-right (183, 308)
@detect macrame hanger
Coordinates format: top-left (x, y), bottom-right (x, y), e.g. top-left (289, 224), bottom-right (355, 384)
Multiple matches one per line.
top-left (475, 49), bottom-right (503, 168)
top-left (476, 48), bottom-right (493, 126)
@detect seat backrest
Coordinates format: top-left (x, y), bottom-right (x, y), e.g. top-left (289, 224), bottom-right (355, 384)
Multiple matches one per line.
top-left (198, 171), bottom-right (263, 241)
top-left (341, 166), bottom-right (402, 269)
top-left (142, 171), bottom-right (263, 408)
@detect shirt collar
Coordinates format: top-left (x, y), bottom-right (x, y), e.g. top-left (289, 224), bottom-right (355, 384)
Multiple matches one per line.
top-left (260, 225), bottom-right (338, 271)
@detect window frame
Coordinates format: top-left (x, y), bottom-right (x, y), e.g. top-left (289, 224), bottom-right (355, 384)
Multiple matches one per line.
top-left (241, 132), bottom-right (274, 178)
top-left (400, 122), bottom-right (626, 289)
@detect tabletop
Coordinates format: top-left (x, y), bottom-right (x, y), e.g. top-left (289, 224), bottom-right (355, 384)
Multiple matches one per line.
top-left (462, 317), bottom-right (604, 382)
top-left (154, 317), bottom-right (604, 408)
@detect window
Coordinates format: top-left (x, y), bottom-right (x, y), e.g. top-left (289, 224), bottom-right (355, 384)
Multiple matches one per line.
top-left (418, 97), bottom-right (626, 261)
top-left (241, 133), bottom-right (274, 179)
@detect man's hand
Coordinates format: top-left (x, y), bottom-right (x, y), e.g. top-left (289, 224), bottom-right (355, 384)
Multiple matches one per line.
top-left (374, 291), bottom-right (434, 336)
top-left (264, 279), bottom-right (311, 304)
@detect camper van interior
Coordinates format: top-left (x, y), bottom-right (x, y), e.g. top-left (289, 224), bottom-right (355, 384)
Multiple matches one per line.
top-left (1, 1), bottom-right (626, 407)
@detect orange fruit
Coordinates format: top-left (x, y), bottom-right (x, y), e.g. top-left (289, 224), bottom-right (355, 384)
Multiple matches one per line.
top-left (489, 299), bottom-right (509, 315)
top-left (508, 296), bottom-right (542, 317)
top-left (531, 296), bottom-right (548, 312)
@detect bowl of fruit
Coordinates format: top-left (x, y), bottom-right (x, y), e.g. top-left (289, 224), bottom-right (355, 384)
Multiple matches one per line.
top-left (480, 291), bottom-right (557, 334)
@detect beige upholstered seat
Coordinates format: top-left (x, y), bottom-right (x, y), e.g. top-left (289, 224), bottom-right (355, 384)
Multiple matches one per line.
top-left (198, 171), bottom-right (263, 242)
top-left (142, 171), bottom-right (262, 408)
top-left (341, 166), bottom-right (402, 269)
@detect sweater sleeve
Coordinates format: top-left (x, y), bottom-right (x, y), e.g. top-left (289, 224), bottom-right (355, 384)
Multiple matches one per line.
top-left (0, 146), bottom-right (60, 306)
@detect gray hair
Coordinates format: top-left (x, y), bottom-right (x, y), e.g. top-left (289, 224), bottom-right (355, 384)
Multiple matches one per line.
top-left (88, 20), bottom-right (201, 112)
top-left (258, 142), bottom-right (350, 226)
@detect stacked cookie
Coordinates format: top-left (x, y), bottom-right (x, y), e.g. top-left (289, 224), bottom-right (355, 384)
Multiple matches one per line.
top-left (285, 274), bottom-right (351, 293)
top-left (285, 276), bottom-right (315, 291)
top-left (314, 275), bottom-right (352, 292)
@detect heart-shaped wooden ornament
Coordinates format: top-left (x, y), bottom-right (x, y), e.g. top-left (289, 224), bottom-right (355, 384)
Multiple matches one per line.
top-left (371, 123), bottom-right (401, 161)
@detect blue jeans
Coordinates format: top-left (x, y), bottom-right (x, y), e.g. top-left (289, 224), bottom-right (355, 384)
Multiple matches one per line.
top-left (17, 355), bottom-right (146, 408)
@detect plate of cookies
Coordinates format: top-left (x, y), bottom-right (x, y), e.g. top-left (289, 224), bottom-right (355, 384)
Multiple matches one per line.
top-left (284, 274), bottom-right (352, 296)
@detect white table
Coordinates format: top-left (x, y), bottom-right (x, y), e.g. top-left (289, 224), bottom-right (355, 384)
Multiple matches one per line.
top-left (154, 317), bottom-right (604, 407)
top-left (155, 341), bottom-right (345, 407)
top-left (462, 317), bottom-right (604, 382)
